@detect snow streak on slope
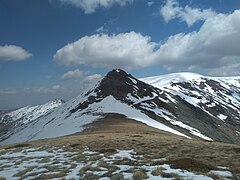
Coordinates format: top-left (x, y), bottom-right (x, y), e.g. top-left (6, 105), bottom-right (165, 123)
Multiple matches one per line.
top-left (141, 72), bottom-right (240, 121)
top-left (125, 92), bottom-right (212, 141)
top-left (1, 95), bottom-right (189, 145)
top-left (90, 95), bottom-right (190, 138)
top-left (2, 69), bottom-right (240, 145)
top-left (0, 99), bottom-right (64, 124)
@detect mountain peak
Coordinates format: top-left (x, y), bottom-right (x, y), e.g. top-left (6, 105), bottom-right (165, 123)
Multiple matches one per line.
top-left (51, 98), bottom-right (65, 104)
top-left (98, 69), bottom-right (138, 100)
top-left (105, 69), bottom-right (129, 78)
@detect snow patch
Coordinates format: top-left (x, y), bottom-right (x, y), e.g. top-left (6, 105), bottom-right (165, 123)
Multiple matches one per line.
top-left (217, 114), bottom-right (228, 121)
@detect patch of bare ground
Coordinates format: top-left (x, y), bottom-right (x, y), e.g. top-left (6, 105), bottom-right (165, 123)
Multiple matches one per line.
top-left (0, 114), bottom-right (240, 178)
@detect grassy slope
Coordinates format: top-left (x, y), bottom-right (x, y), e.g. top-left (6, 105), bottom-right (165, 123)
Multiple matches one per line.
top-left (1, 114), bottom-right (240, 179)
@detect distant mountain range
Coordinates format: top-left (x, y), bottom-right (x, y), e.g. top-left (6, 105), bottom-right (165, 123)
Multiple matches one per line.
top-left (1, 69), bottom-right (240, 145)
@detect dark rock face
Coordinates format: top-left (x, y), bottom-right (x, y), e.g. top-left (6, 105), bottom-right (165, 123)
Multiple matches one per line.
top-left (70, 69), bottom-right (240, 144)
top-left (99, 69), bottom-right (162, 100)
top-left (71, 69), bottom-right (163, 112)
top-left (2, 69), bottom-right (240, 145)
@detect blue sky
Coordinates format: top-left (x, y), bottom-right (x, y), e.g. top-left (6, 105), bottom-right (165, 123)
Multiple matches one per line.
top-left (1, 0), bottom-right (240, 109)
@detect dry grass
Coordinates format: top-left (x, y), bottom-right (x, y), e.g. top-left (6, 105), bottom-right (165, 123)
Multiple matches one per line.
top-left (79, 164), bottom-right (101, 175)
top-left (37, 157), bottom-right (51, 163)
top-left (99, 148), bottom-right (117, 155)
top-left (151, 167), bottom-right (166, 176)
top-left (133, 169), bottom-right (148, 180)
top-left (13, 166), bottom-right (36, 177)
top-left (111, 173), bottom-right (124, 180)
top-left (5, 143), bottom-right (31, 150)
top-left (0, 114), bottom-right (240, 178)
top-left (71, 153), bottom-right (87, 163)
top-left (97, 161), bottom-right (119, 172)
top-left (166, 158), bottom-right (215, 173)
top-left (33, 171), bottom-right (68, 180)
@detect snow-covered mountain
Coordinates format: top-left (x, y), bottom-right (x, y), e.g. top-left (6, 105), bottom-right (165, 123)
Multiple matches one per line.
top-left (1, 70), bottom-right (240, 145)
top-left (141, 72), bottom-right (240, 143)
top-left (0, 99), bottom-right (64, 142)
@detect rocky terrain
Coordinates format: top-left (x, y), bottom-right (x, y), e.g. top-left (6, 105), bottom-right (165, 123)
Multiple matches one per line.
top-left (0, 69), bottom-right (240, 145)
top-left (0, 69), bottom-right (240, 179)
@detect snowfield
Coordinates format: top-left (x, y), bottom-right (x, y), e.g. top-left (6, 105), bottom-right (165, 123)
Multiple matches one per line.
top-left (0, 99), bottom-right (64, 124)
top-left (1, 70), bottom-right (240, 145)
top-left (0, 95), bottom-right (190, 145)
top-left (141, 72), bottom-right (240, 121)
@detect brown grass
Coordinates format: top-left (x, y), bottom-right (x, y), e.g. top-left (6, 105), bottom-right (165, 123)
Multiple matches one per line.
top-left (133, 169), bottom-right (148, 180)
top-left (33, 171), bottom-right (68, 180)
top-left (0, 114), bottom-right (240, 178)
top-left (111, 173), bottom-right (124, 180)
top-left (37, 157), bottom-right (51, 163)
top-left (166, 158), bottom-right (215, 173)
top-left (151, 167), bottom-right (166, 176)
top-left (13, 166), bottom-right (36, 177)
top-left (5, 143), bottom-right (31, 149)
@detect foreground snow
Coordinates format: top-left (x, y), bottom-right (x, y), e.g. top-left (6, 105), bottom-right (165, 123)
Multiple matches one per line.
top-left (0, 146), bottom-right (232, 180)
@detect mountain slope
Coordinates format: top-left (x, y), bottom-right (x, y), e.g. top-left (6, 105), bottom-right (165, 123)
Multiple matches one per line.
top-left (0, 99), bottom-right (64, 142)
top-left (0, 70), bottom-right (190, 145)
top-left (141, 72), bottom-right (240, 143)
top-left (1, 70), bottom-right (240, 145)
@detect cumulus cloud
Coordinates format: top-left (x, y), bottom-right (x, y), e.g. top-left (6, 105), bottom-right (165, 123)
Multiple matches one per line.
top-left (0, 45), bottom-right (32, 61)
top-left (60, 69), bottom-right (83, 80)
top-left (57, 0), bottom-right (133, 14)
top-left (206, 60), bottom-right (240, 77)
top-left (53, 10), bottom-right (240, 76)
top-left (84, 74), bottom-right (102, 83)
top-left (156, 10), bottom-right (240, 70)
top-left (54, 31), bottom-right (158, 69)
top-left (160, 0), bottom-right (216, 26)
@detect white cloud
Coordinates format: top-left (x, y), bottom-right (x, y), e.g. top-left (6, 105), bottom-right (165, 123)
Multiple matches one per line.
top-left (84, 74), bottom-right (102, 83)
top-left (24, 85), bottom-right (66, 94)
top-left (60, 69), bottom-right (83, 80)
top-left (96, 26), bottom-right (106, 33)
top-left (54, 10), bottom-right (240, 76)
top-left (0, 45), bottom-right (32, 61)
top-left (147, 1), bottom-right (154, 7)
top-left (160, 0), bottom-right (216, 26)
top-left (206, 60), bottom-right (240, 77)
top-left (54, 31), bottom-right (158, 69)
top-left (156, 10), bottom-right (240, 70)
top-left (57, 0), bottom-right (133, 14)
top-left (0, 88), bottom-right (17, 95)
top-left (0, 85), bottom-right (80, 110)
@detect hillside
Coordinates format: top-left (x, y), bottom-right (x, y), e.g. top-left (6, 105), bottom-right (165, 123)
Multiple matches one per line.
top-left (0, 116), bottom-right (239, 179)
top-left (0, 69), bottom-right (240, 145)
top-left (0, 69), bottom-right (240, 179)
top-left (0, 99), bottom-right (64, 143)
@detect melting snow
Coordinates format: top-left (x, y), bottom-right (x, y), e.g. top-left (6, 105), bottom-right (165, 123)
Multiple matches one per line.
top-left (129, 77), bottom-right (137, 85)
top-left (0, 146), bottom-right (234, 180)
top-left (209, 170), bottom-right (232, 178)
top-left (95, 95), bottom-right (190, 139)
top-left (217, 114), bottom-right (228, 121)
